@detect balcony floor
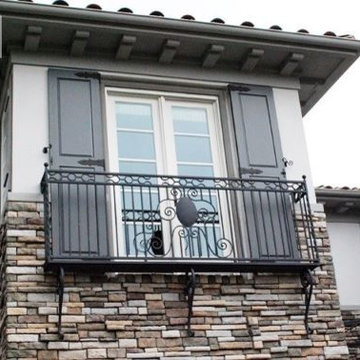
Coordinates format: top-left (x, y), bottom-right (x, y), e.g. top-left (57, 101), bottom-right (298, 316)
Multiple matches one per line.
top-left (45, 258), bottom-right (320, 274)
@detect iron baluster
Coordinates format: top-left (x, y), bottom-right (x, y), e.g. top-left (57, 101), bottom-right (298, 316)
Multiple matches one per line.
top-left (302, 175), bottom-right (319, 260)
top-left (57, 267), bottom-right (65, 338)
top-left (41, 164), bottom-right (51, 260)
top-left (300, 268), bottom-right (315, 335)
top-left (185, 268), bottom-right (196, 337)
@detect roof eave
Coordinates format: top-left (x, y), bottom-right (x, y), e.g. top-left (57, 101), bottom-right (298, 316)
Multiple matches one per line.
top-left (1, 1), bottom-right (360, 116)
top-left (1, 1), bottom-right (359, 52)
top-left (316, 188), bottom-right (360, 201)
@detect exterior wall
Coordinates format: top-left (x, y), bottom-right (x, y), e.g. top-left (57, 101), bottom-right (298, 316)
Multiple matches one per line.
top-left (0, 200), bottom-right (350, 359)
top-left (10, 64), bottom-right (317, 203)
top-left (327, 220), bottom-right (360, 307)
top-left (11, 65), bottom-right (48, 195)
top-left (326, 217), bottom-right (360, 358)
top-left (273, 88), bottom-right (316, 204)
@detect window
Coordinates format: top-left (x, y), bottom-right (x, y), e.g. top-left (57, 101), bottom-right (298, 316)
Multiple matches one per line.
top-left (105, 90), bottom-right (230, 258)
top-left (106, 91), bottom-right (226, 178)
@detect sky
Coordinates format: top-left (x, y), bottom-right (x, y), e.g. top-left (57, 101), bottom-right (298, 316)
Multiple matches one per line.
top-left (23, 0), bottom-right (360, 187)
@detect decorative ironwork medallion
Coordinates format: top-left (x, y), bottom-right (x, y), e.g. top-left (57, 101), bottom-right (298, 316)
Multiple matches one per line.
top-left (176, 197), bottom-right (198, 227)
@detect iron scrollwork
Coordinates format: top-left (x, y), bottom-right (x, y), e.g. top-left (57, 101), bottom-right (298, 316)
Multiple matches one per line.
top-left (126, 185), bottom-right (234, 259)
top-left (56, 267), bottom-right (65, 339)
top-left (185, 268), bottom-right (196, 337)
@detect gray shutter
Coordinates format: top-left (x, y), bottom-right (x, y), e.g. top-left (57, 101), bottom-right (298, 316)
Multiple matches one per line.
top-left (230, 85), bottom-right (298, 260)
top-left (48, 69), bottom-right (109, 259)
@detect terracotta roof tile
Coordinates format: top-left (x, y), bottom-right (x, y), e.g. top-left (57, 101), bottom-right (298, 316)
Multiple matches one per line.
top-left (52, 0), bottom-right (68, 5)
top-left (86, 3), bottom-right (102, 10)
top-left (181, 14), bottom-right (195, 20)
top-left (211, 18), bottom-right (226, 24)
top-left (240, 21), bottom-right (255, 27)
top-left (14, 0), bottom-right (355, 39)
top-left (149, 10), bottom-right (165, 17)
top-left (316, 185), bottom-right (360, 192)
top-left (118, 7), bottom-right (132, 13)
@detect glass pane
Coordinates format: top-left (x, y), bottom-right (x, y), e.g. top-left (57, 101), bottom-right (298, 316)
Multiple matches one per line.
top-left (195, 194), bottom-right (219, 218)
top-left (119, 161), bottom-right (157, 175)
top-left (172, 106), bottom-right (209, 134)
top-left (175, 135), bottom-right (213, 163)
top-left (178, 164), bottom-right (215, 187)
top-left (116, 102), bottom-right (153, 130)
top-left (118, 131), bottom-right (155, 160)
top-left (178, 164), bottom-right (214, 177)
top-left (121, 191), bottom-right (160, 215)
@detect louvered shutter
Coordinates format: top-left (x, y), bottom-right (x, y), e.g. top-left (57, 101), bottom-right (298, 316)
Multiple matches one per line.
top-left (230, 85), bottom-right (299, 260)
top-left (48, 69), bottom-right (109, 258)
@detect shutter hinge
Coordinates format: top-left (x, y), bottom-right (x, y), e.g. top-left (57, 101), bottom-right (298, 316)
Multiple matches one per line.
top-left (78, 158), bottom-right (105, 168)
top-left (240, 167), bottom-right (263, 175)
top-left (75, 71), bottom-right (101, 80)
top-left (228, 84), bottom-right (251, 92)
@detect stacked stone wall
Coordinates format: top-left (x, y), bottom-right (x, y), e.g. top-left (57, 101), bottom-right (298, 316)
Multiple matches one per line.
top-left (342, 309), bottom-right (360, 359)
top-left (0, 225), bottom-right (7, 360)
top-left (0, 201), bottom-right (351, 359)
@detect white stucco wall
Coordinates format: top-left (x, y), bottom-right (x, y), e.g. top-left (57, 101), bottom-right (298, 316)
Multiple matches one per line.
top-left (327, 220), bottom-right (360, 308)
top-left (273, 88), bottom-right (316, 204)
top-left (10, 64), bottom-right (315, 203)
top-left (12, 64), bottom-right (48, 195)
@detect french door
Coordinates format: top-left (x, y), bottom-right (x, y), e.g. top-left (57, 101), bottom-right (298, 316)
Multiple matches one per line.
top-left (106, 90), bottom-right (230, 259)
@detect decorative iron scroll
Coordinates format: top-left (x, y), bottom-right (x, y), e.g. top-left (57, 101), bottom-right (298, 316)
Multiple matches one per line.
top-left (125, 186), bottom-right (233, 259)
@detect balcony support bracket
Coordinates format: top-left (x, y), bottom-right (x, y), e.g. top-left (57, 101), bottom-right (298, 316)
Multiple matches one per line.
top-left (185, 268), bottom-right (196, 337)
top-left (300, 268), bottom-right (315, 335)
top-left (57, 267), bottom-right (65, 339)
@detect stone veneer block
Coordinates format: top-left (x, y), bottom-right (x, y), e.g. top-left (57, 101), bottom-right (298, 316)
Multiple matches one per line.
top-left (58, 350), bottom-right (86, 359)
top-left (341, 309), bottom-right (360, 359)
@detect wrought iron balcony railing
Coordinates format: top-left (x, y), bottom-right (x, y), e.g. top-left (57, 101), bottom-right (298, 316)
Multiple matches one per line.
top-left (41, 168), bottom-right (319, 273)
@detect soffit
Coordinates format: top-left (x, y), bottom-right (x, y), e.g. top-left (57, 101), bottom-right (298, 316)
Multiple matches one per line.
top-left (316, 187), bottom-right (360, 216)
top-left (1, 1), bottom-right (360, 115)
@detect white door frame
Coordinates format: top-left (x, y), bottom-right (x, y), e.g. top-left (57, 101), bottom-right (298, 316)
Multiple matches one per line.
top-left (104, 88), bottom-right (232, 259)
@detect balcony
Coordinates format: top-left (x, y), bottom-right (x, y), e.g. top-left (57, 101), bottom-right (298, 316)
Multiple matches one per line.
top-left (41, 168), bottom-right (319, 274)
